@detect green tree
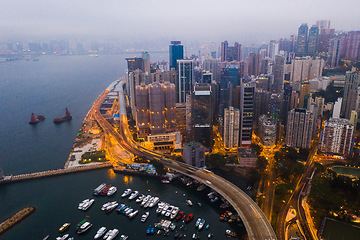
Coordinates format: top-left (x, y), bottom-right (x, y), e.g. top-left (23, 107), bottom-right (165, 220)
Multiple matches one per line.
top-left (149, 159), bottom-right (167, 176)
top-left (205, 153), bottom-right (227, 168)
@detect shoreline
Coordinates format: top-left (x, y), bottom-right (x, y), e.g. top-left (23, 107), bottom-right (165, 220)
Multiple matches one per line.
top-left (0, 207), bottom-right (36, 235)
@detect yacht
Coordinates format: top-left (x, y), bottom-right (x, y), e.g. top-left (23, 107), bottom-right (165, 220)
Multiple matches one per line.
top-left (128, 209), bottom-right (139, 219)
top-left (107, 186), bottom-right (117, 196)
top-left (141, 195), bottom-right (151, 206)
top-left (94, 227), bottom-right (107, 239)
top-left (136, 194), bottom-right (145, 203)
top-left (149, 197), bottom-right (160, 208)
top-left (78, 199), bottom-right (90, 210)
top-left (77, 221), bottom-right (92, 234)
top-left (141, 212), bottom-right (150, 222)
top-left (144, 196), bottom-right (154, 208)
top-left (121, 188), bottom-right (132, 197)
top-left (170, 207), bottom-right (180, 219)
top-left (105, 229), bottom-right (119, 240)
top-left (56, 234), bottom-right (69, 240)
top-left (128, 191), bottom-right (139, 200)
top-left (81, 199), bottom-right (95, 211)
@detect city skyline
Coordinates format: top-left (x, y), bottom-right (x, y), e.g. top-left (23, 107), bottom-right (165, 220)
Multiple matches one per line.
top-left (1, 0), bottom-right (360, 44)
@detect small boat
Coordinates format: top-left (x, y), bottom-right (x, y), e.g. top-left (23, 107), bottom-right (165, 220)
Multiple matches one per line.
top-left (76, 221), bottom-right (92, 234)
top-left (94, 183), bottom-right (106, 195)
top-left (144, 197), bottom-right (154, 208)
top-left (103, 230), bottom-right (112, 239)
top-left (56, 234), bottom-right (69, 240)
top-left (78, 199), bottom-right (95, 211)
top-left (207, 233), bottom-right (213, 239)
top-left (185, 213), bottom-right (193, 223)
top-left (181, 214), bottom-right (186, 221)
top-left (165, 206), bottom-right (173, 217)
top-left (78, 199), bottom-right (90, 210)
top-left (141, 212), bottom-right (150, 222)
top-left (186, 199), bottom-right (193, 206)
top-left (149, 196), bottom-right (160, 208)
top-left (58, 222), bottom-right (70, 232)
top-left (161, 179), bottom-right (170, 184)
top-left (170, 206), bottom-right (180, 219)
top-left (195, 218), bottom-right (201, 227)
top-left (94, 226), bottom-right (107, 239)
top-left (210, 196), bottom-right (218, 203)
top-left (128, 191), bottom-right (139, 200)
top-left (225, 229), bottom-right (237, 237)
top-left (119, 235), bottom-right (128, 240)
top-left (205, 224), bottom-right (210, 230)
top-left (141, 195), bottom-right (151, 207)
top-left (116, 204), bottom-right (126, 212)
top-left (198, 202), bottom-right (202, 207)
top-left (42, 235), bottom-right (49, 240)
top-left (170, 222), bottom-right (176, 231)
top-left (76, 219), bottom-right (88, 229)
top-left (176, 211), bottom-right (184, 221)
top-left (128, 209), bottom-right (139, 219)
top-left (136, 194), bottom-right (145, 203)
top-left (146, 225), bottom-right (154, 235)
top-left (121, 188), bottom-right (132, 197)
top-left (198, 219), bottom-right (205, 230)
top-left (197, 184), bottom-right (206, 191)
top-left (102, 201), bottom-right (118, 212)
top-left (107, 186), bottom-right (117, 196)
top-left (29, 113), bottom-right (45, 124)
top-left (192, 233), bottom-right (199, 239)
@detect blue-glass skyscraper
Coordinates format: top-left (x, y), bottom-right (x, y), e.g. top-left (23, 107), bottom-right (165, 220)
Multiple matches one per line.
top-left (169, 41), bottom-right (184, 70)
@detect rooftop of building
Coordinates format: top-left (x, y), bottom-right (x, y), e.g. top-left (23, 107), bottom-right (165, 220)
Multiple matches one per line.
top-left (238, 148), bottom-right (257, 158)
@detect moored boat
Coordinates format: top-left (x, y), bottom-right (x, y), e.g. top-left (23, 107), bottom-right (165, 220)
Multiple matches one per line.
top-left (107, 186), bottom-right (117, 196)
top-left (195, 218), bottom-right (201, 228)
top-left (119, 235), bottom-right (128, 240)
top-left (128, 191), bottom-right (139, 200)
top-left (186, 199), bottom-right (193, 206)
top-left (76, 220), bottom-right (92, 234)
top-left (56, 234), bottom-right (69, 240)
top-left (58, 222), bottom-right (70, 232)
top-left (185, 213), bottom-right (194, 223)
top-left (121, 188), bottom-right (132, 197)
top-left (170, 206), bottom-right (180, 219)
top-left (225, 229), bottom-right (237, 237)
top-left (176, 211), bottom-right (184, 221)
top-left (198, 219), bottom-right (205, 230)
top-left (82, 199), bottom-right (95, 210)
top-left (141, 212), bottom-right (149, 222)
top-left (135, 194), bottom-right (145, 203)
top-left (94, 226), bottom-right (107, 239)
top-left (105, 228), bottom-right (119, 240)
top-left (93, 183), bottom-right (106, 195)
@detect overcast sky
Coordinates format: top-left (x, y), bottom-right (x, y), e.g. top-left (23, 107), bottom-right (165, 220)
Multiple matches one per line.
top-left (1, 0), bottom-right (360, 44)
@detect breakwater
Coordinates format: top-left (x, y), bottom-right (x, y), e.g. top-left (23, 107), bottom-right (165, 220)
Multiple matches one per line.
top-left (0, 207), bottom-right (36, 235)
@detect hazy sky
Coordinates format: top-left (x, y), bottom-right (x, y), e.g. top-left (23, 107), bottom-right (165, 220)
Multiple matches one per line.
top-left (1, 0), bottom-right (360, 44)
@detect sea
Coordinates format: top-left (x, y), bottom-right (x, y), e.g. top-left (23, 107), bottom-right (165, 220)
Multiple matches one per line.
top-left (0, 54), bottom-right (244, 239)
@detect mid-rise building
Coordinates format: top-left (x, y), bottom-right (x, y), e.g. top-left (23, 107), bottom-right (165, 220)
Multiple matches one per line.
top-left (319, 118), bottom-right (354, 155)
top-left (259, 115), bottom-right (277, 146)
top-left (238, 148), bottom-right (257, 168)
top-left (340, 68), bottom-right (360, 119)
top-left (286, 108), bottom-right (314, 149)
top-left (221, 41), bottom-right (242, 62)
top-left (223, 106), bottom-right (240, 148)
top-left (183, 142), bottom-right (206, 168)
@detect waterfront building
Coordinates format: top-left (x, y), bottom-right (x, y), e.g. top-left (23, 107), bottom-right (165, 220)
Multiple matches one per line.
top-left (147, 131), bottom-right (181, 151)
top-left (272, 55), bottom-right (285, 93)
top-left (258, 115), bottom-right (277, 147)
top-left (183, 142), bottom-right (206, 168)
top-left (177, 59), bottom-right (194, 103)
top-left (238, 148), bottom-right (257, 168)
top-left (296, 24), bottom-right (308, 56)
top-left (340, 68), bottom-right (360, 119)
top-left (223, 106), bottom-right (240, 149)
top-left (307, 25), bottom-right (319, 55)
top-left (319, 118), bottom-right (354, 155)
top-left (169, 41), bottom-right (184, 70)
top-left (286, 108), bottom-right (314, 149)
top-left (221, 41), bottom-right (242, 62)
top-left (191, 84), bottom-right (214, 148)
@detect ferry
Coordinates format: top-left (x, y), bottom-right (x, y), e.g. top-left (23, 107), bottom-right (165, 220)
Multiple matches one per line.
top-left (56, 234), bottom-right (69, 240)
top-left (58, 222), bottom-right (70, 232)
top-left (141, 212), bottom-right (149, 222)
top-left (198, 219), bottom-right (205, 230)
top-left (128, 191), bottom-right (139, 200)
top-left (94, 226), bottom-right (107, 239)
top-left (93, 183), bottom-right (106, 195)
top-left (107, 186), bottom-right (117, 196)
top-left (76, 220), bottom-right (92, 234)
top-left (121, 188), bottom-right (132, 197)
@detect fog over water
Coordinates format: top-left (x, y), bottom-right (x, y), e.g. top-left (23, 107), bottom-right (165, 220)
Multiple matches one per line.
top-left (1, 0), bottom-right (360, 44)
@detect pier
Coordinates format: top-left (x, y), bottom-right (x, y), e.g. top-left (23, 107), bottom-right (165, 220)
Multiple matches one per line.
top-left (0, 207), bottom-right (36, 235)
top-left (0, 163), bottom-right (112, 185)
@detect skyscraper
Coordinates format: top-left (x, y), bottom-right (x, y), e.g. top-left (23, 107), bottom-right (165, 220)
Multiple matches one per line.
top-left (307, 25), bottom-right (319, 55)
top-left (248, 53), bottom-right (261, 77)
top-left (177, 59), bottom-right (194, 103)
top-left (219, 66), bottom-right (242, 116)
top-left (296, 24), bottom-right (308, 56)
top-left (340, 67), bottom-right (360, 119)
top-left (286, 108), bottom-right (314, 149)
top-left (272, 55), bottom-right (285, 93)
top-left (268, 40), bottom-right (279, 61)
top-left (221, 41), bottom-right (242, 62)
top-left (169, 41), bottom-right (184, 70)
top-left (223, 106), bottom-right (240, 148)
top-left (328, 37), bottom-right (341, 68)
top-left (239, 81), bottom-right (255, 146)
top-left (343, 31), bottom-right (360, 60)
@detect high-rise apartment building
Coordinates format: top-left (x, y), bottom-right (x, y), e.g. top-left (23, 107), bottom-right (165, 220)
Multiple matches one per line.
top-left (340, 67), bottom-right (360, 119)
top-left (328, 37), bottom-right (341, 67)
top-left (308, 25), bottom-right (319, 55)
top-left (319, 118), bottom-right (354, 155)
top-left (169, 41), bottom-right (184, 70)
top-left (268, 40), bottom-right (279, 61)
top-left (248, 53), bottom-right (261, 77)
top-left (183, 142), bottom-right (206, 168)
top-left (272, 55), bottom-right (285, 93)
top-left (299, 81), bottom-right (311, 109)
top-left (296, 24), bottom-right (309, 56)
top-left (221, 41), bottom-right (242, 62)
top-left (289, 57), bottom-right (325, 84)
top-left (343, 31), bottom-right (360, 60)
top-left (177, 59), bottom-right (194, 103)
top-left (281, 82), bottom-right (292, 125)
top-left (286, 108), bottom-right (314, 149)
top-left (239, 81), bottom-right (255, 146)
top-left (223, 106), bottom-right (240, 148)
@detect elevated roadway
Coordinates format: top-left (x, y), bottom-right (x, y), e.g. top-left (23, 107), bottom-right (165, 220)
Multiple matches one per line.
top-left (93, 84), bottom-right (277, 240)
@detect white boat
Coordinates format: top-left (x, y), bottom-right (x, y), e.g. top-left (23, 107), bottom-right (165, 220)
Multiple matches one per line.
top-left (144, 197), bottom-right (154, 208)
top-left (94, 227), bottom-right (107, 239)
top-left (161, 204), bottom-right (170, 215)
top-left (77, 221), bottom-right (92, 234)
top-left (170, 222), bottom-right (176, 231)
top-left (141, 212), bottom-right (150, 222)
top-left (156, 203), bottom-right (164, 214)
top-left (128, 209), bottom-right (139, 219)
top-left (136, 194), bottom-right (145, 203)
top-left (82, 199), bottom-right (95, 210)
top-left (149, 197), bottom-right (160, 208)
top-left (107, 186), bottom-right (117, 196)
top-left (124, 208), bottom-right (133, 216)
top-left (186, 199), bottom-right (193, 206)
top-left (104, 202), bottom-right (118, 212)
top-left (128, 191), bottom-right (139, 200)
top-left (195, 218), bottom-right (201, 227)
top-left (94, 183), bottom-right (106, 195)
top-left (78, 199), bottom-right (90, 210)
top-left (101, 201), bottom-right (117, 211)
top-left (170, 206), bottom-right (180, 219)
top-left (121, 188), bottom-right (132, 197)
top-left (56, 234), bottom-right (69, 240)
top-left (120, 235), bottom-right (128, 240)
top-left (165, 206), bottom-right (173, 217)
top-left (198, 219), bottom-right (205, 230)
top-left (141, 195), bottom-right (151, 206)
top-left (103, 230), bottom-right (112, 239)
top-left (105, 229), bottom-right (119, 240)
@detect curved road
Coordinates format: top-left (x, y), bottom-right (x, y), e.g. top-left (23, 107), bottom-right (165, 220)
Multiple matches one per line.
top-left (94, 89), bottom-right (277, 240)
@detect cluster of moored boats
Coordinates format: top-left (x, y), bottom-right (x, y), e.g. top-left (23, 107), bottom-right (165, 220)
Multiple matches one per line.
top-left (53, 182), bottom-right (238, 240)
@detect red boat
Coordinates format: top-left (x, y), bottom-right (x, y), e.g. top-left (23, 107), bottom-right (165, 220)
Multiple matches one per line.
top-left (99, 185), bottom-right (111, 196)
top-left (184, 213), bottom-right (193, 223)
top-left (54, 108), bottom-right (72, 123)
top-left (176, 211), bottom-right (184, 221)
top-left (29, 113), bottom-right (45, 124)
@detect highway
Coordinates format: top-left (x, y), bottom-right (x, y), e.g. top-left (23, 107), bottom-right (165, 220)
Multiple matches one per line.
top-left (92, 86), bottom-right (277, 240)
